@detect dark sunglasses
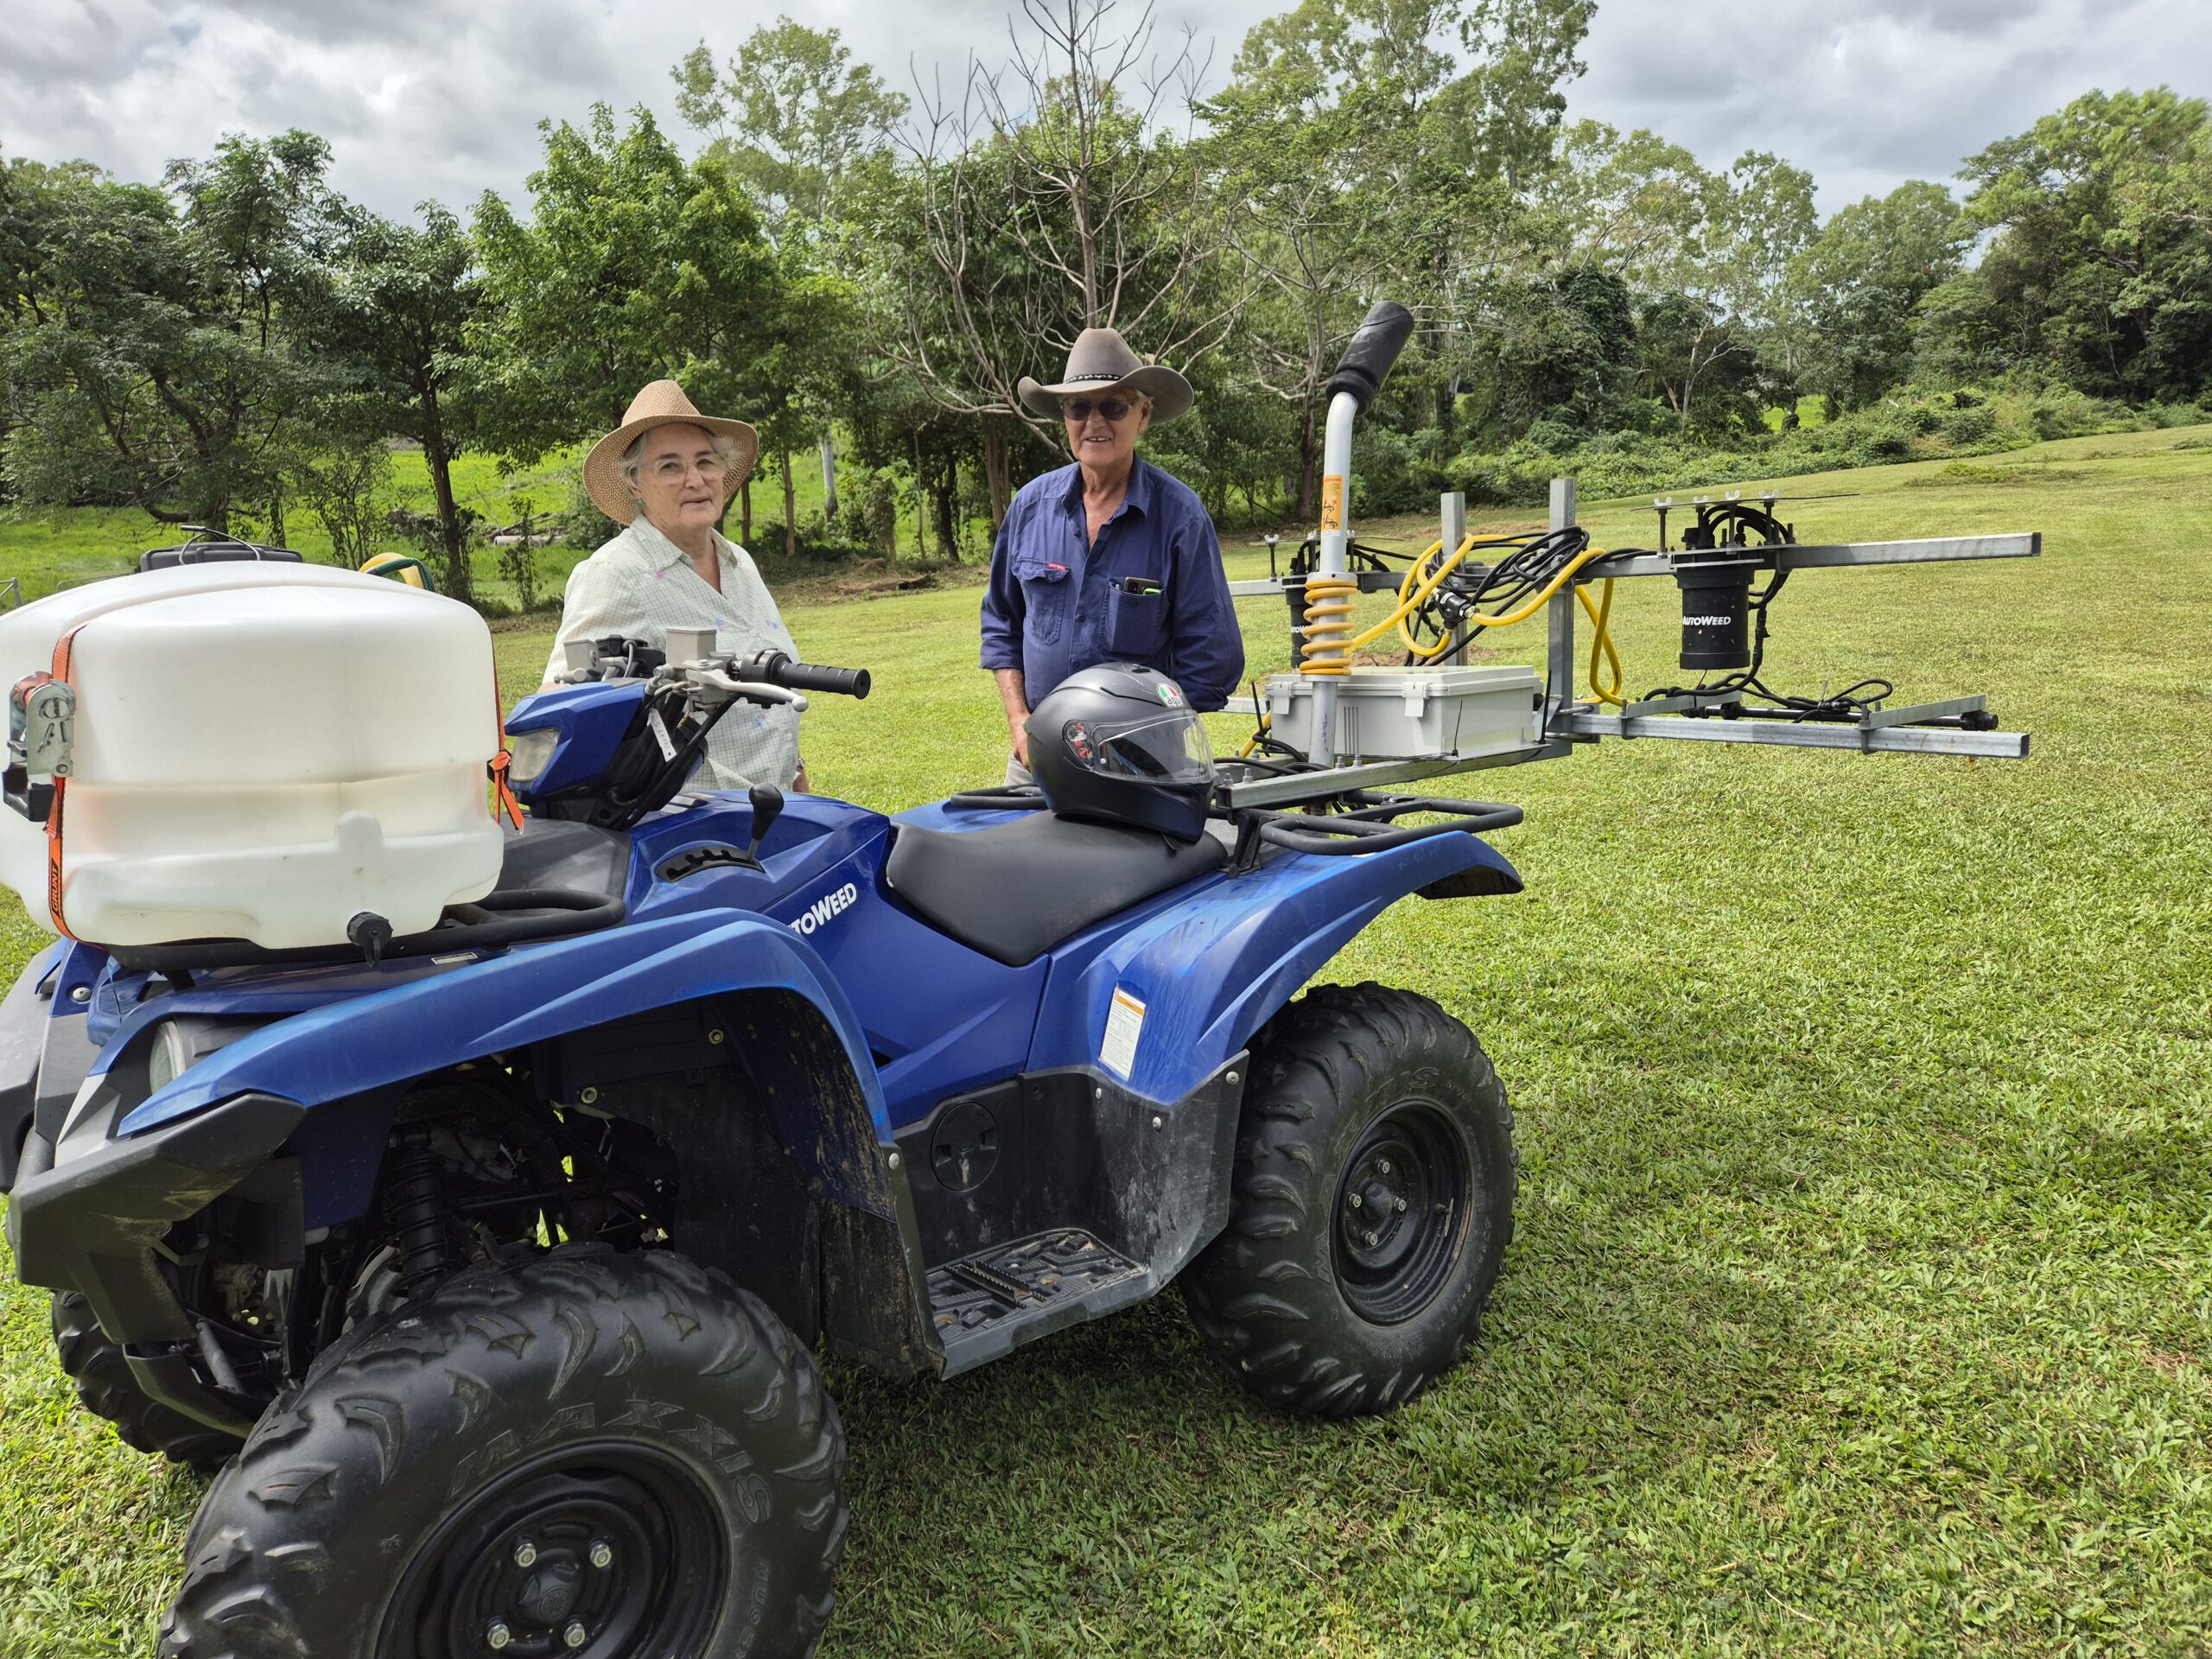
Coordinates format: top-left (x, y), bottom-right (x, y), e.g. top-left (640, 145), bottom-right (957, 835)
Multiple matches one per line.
top-left (1062, 397), bottom-right (1136, 423)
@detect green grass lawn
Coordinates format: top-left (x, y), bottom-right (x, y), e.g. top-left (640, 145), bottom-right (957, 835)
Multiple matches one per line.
top-left (5, 426), bottom-right (2212, 1656)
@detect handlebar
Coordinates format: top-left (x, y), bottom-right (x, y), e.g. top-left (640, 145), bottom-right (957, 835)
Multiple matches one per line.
top-left (737, 650), bottom-right (872, 699)
top-left (1322, 301), bottom-right (1415, 415)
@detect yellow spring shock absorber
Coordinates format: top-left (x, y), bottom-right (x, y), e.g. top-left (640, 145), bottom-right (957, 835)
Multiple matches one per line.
top-left (1300, 572), bottom-right (1357, 676)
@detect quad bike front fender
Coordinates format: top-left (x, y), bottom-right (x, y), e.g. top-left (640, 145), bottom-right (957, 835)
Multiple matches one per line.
top-left (106, 912), bottom-right (893, 1224)
top-left (1028, 830), bottom-right (1521, 1105)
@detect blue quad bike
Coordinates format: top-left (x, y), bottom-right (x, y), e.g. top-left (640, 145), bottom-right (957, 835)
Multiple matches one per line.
top-left (0, 645), bottom-right (1526, 1658)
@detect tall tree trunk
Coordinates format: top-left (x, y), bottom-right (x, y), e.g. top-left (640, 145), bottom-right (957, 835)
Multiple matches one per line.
top-left (780, 448), bottom-right (798, 560)
top-left (423, 396), bottom-right (471, 602)
top-left (267, 493), bottom-right (286, 550)
top-left (740, 477), bottom-right (753, 544)
top-left (982, 424), bottom-right (1012, 529)
top-left (1294, 403), bottom-right (1320, 525)
top-left (932, 454), bottom-right (957, 562)
top-left (818, 435), bottom-right (837, 523)
top-left (912, 429), bottom-right (928, 563)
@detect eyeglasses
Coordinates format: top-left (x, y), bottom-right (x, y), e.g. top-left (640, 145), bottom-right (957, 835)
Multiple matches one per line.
top-left (650, 455), bottom-right (728, 484)
top-left (1062, 397), bottom-right (1139, 424)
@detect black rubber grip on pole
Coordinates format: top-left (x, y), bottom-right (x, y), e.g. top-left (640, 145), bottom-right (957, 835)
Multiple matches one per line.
top-left (1322, 302), bottom-right (1415, 415)
top-left (745, 651), bottom-right (872, 699)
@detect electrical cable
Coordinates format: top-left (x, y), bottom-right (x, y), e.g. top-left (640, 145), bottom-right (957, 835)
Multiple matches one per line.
top-left (1639, 568), bottom-right (1894, 721)
top-left (1579, 579), bottom-right (1625, 707)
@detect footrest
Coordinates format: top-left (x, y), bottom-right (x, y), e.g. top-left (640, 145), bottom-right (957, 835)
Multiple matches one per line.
top-left (926, 1230), bottom-right (1147, 1375)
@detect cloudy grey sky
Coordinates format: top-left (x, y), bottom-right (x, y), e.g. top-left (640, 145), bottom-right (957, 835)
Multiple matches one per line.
top-left (4, 0), bottom-right (2207, 220)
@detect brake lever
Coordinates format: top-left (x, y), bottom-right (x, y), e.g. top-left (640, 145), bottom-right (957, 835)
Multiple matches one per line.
top-left (691, 668), bottom-right (810, 713)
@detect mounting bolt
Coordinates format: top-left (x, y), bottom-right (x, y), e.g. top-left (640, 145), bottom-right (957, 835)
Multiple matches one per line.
top-left (1348, 1192), bottom-right (1363, 1210)
top-left (886, 1151), bottom-right (902, 1170)
top-left (707, 1027), bottom-right (725, 1045)
top-left (579, 1086), bottom-right (599, 1105)
top-left (589, 1540), bottom-right (613, 1570)
top-left (512, 1538), bottom-right (537, 1568)
top-left (486, 1622), bottom-right (513, 1651)
top-left (1224, 1071), bottom-right (1239, 1085)
top-left (1364, 1230), bottom-right (1379, 1247)
top-left (1095, 1086), bottom-right (1104, 1099)
top-left (1151, 1114), bottom-right (1164, 1131)
top-left (70, 985), bottom-right (90, 1004)
top-left (1377, 1158), bottom-right (1391, 1175)
top-left (564, 1621), bottom-right (588, 1649)
top-left (1395, 1197), bottom-right (1408, 1213)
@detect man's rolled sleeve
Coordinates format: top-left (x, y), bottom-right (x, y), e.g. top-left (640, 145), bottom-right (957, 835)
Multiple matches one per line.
top-left (979, 507), bottom-right (1027, 672)
top-left (1166, 515), bottom-right (1243, 712)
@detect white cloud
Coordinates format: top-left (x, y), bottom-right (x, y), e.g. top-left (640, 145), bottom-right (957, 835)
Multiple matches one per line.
top-left (0, 0), bottom-right (2204, 222)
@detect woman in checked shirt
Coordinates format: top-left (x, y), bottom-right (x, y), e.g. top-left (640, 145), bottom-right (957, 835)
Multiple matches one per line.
top-left (545, 379), bottom-right (812, 792)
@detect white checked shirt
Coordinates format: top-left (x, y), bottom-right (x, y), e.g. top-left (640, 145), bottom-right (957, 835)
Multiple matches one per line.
top-left (545, 519), bottom-right (804, 791)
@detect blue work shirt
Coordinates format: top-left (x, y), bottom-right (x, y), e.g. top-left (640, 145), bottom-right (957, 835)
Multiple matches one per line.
top-left (980, 456), bottom-right (1243, 711)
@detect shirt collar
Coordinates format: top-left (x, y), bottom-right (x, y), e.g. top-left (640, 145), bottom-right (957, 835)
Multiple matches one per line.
top-left (1059, 455), bottom-right (1153, 519)
top-left (629, 517), bottom-right (734, 572)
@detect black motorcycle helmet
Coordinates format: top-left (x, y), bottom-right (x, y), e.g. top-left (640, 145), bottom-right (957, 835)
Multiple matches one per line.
top-left (1027, 664), bottom-right (1216, 842)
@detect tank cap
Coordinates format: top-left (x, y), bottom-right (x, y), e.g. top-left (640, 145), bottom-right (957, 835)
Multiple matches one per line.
top-left (346, 912), bottom-right (394, 967)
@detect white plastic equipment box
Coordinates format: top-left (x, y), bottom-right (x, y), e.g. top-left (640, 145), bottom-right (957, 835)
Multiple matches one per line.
top-left (1263, 664), bottom-right (1543, 762)
top-left (0, 563), bottom-right (506, 950)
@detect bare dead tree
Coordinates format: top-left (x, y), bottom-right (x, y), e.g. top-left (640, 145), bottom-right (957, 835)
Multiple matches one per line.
top-left (881, 0), bottom-right (1247, 524)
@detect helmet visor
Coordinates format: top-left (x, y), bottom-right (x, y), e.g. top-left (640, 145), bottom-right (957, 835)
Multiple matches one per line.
top-left (1064, 710), bottom-right (1214, 785)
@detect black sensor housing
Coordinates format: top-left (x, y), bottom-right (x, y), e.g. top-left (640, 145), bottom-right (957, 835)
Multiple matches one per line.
top-left (1672, 553), bottom-right (1761, 671)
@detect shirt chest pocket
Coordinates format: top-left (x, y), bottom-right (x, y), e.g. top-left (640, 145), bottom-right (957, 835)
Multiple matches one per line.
top-left (1014, 556), bottom-right (1071, 644)
top-left (1103, 582), bottom-right (1166, 658)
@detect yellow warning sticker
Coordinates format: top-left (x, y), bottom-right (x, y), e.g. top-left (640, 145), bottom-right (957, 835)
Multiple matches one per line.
top-left (1319, 475), bottom-right (1344, 531)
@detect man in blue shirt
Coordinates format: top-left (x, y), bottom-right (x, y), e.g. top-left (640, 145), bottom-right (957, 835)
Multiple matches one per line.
top-left (981, 328), bottom-right (1243, 782)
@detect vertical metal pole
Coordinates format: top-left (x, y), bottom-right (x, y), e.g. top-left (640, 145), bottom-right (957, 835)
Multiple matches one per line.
top-left (1439, 491), bottom-right (1468, 664)
top-left (1307, 391), bottom-right (1361, 764)
top-left (1544, 477), bottom-right (1577, 732)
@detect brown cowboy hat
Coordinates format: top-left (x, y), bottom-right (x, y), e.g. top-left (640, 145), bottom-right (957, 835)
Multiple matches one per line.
top-left (582, 380), bottom-right (760, 525)
top-left (1017, 327), bottom-right (1193, 424)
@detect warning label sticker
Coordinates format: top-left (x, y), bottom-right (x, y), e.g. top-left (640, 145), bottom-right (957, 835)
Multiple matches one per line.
top-left (1319, 474), bottom-right (1344, 531)
top-left (1100, 987), bottom-right (1146, 1080)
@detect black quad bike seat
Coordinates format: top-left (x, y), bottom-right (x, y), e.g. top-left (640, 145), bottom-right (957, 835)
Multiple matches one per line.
top-left (885, 813), bottom-right (1228, 967)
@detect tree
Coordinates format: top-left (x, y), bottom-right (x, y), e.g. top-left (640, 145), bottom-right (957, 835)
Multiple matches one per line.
top-left (1783, 181), bottom-right (1969, 413)
top-left (672, 20), bottom-right (908, 237)
top-left (871, 0), bottom-right (1240, 530)
top-left (467, 105), bottom-right (785, 463)
top-left (320, 207), bottom-right (480, 595)
top-left (1947, 86), bottom-right (2212, 399)
top-left (673, 20), bottom-right (906, 541)
top-left (1205, 0), bottom-right (1593, 513)
top-left (1, 132), bottom-right (344, 528)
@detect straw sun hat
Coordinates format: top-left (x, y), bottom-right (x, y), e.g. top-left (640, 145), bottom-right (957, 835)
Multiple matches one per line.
top-left (582, 381), bottom-right (760, 525)
top-left (1016, 328), bottom-right (1193, 424)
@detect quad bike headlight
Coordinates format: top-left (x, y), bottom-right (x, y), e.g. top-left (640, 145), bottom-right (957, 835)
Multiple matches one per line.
top-left (505, 727), bottom-right (561, 788)
top-left (143, 1017), bottom-right (259, 1096)
top-left (146, 1020), bottom-right (194, 1095)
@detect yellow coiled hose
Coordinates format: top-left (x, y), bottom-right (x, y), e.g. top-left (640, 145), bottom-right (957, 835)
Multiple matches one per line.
top-left (1290, 535), bottom-right (1624, 713)
top-left (1300, 572), bottom-right (1360, 676)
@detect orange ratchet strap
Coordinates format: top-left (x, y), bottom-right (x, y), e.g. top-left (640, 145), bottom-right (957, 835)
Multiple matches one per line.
top-left (41, 624), bottom-right (85, 938)
top-left (489, 679), bottom-right (524, 831)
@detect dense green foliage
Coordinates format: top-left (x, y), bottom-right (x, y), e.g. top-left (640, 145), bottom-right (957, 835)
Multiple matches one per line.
top-left (5, 428), bottom-right (2211, 1654)
top-left (3, 1), bottom-right (2210, 569)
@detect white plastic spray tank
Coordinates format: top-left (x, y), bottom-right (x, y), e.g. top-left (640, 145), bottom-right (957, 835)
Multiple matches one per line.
top-left (0, 562), bottom-right (505, 950)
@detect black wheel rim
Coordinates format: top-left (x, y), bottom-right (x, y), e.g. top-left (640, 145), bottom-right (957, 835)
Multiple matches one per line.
top-left (1331, 1099), bottom-right (1473, 1325)
top-left (383, 1443), bottom-right (726, 1659)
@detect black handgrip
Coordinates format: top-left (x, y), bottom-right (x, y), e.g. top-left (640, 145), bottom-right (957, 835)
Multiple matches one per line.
top-left (740, 650), bottom-right (872, 699)
top-left (1321, 301), bottom-right (1415, 414)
